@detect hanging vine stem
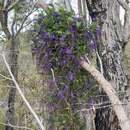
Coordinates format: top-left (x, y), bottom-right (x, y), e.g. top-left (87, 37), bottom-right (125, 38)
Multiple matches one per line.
top-left (51, 68), bottom-right (58, 88)
top-left (95, 49), bottom-right (104, 75)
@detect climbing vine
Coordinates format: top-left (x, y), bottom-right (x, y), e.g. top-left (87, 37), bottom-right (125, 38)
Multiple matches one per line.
top-left (31, 6), bottom-right (100, 130)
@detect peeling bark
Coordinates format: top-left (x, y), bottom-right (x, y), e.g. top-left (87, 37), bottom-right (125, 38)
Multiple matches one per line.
top-left (86, 0), bottom-right (128, 129)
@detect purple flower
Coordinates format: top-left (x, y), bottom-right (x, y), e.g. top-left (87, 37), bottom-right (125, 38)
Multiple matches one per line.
top-left (60, 35), bottom-right (66, 42)
top-left (48, 79), bottom-right (56, 88)
top-left (91, 15), bottom-right (96, 21)
top-left (44, 53), bottom-right (49, 61)
top-left (43, 63), bottom-right (52, 70)
top-left (46, 48), bottom-right (52, 54)
top-left (85, 31), bottom-right (93, 41)
top-left (70, 24), bottom-right (77, 33)
top-left (89, 40), bottom-right (97, 49)
top-left (59, 48), bottom-right (65, 56)
top-left (63, 85), bottom-right (69, 92)
top-left (47, 104), bottom-right (54, 111)
top-left (57, 90), bottom-right (64, 100)
top-left (73, 58), bottom-right (80, 66)
top-left (50, 33), bottom-right (56, 41)
top-left (42, 32), bottom-right (49, 41)
top-left (61, 59), bottom-right (67, 66)
top-left (73, 16), bottom-right (81, 22)
top-left (31, 19), bottom-right (38, 23)
top-left (65, 48), bottom-right (72, 55)
top-left (67, 71), bottom-right (75, 81)
top-left (52, 12), bottom-right (60, 17)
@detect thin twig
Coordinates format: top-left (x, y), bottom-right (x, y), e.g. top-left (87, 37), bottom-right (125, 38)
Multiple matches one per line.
top-left (0, 73), bottom-right (12, 80)
top-left (51, 68), bottom-right (58, 88)
top-left (15, 9), bottom-right (37, 38)
top-left (0, 122), bottom-right (34, 130)
top-left (7, 0), bottom-right (21, 11)
top-left (96, 50), bottom-right (104, 75)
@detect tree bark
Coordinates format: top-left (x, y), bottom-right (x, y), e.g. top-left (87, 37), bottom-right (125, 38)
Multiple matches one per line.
top-left (78, 0), bottom-right (83, 15)
top-left (1, 1), bottom-right (35, 130)
top-left (86, 0), bottom-right (128, 130)
top-left (0, 5), bottom-right (20, 130)
top-left (82, 0), bottom-right (87, 20)
top-left (5, 38), bottom-right (19, 130)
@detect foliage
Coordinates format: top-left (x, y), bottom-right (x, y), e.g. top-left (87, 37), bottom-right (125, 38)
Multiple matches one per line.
top-left (31, 6), bottom-right (100, 130)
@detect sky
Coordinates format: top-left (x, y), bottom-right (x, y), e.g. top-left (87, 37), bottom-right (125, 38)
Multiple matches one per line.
top-left (32, 0), bottom-right (125, 21)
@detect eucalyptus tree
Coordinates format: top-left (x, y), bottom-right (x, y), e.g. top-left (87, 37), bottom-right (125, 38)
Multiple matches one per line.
top-left (0, 1), bottom-right (37, 130)
top-left (86, 0), bottom-right (130, 130)
top-left (51, 0), bottom-right (72, 11)
top-left (78, 0), bottom-right (82, 15)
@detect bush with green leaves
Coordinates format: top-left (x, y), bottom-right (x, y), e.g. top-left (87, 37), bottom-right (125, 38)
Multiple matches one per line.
top-left (31, 6), bottom-right (100, 130)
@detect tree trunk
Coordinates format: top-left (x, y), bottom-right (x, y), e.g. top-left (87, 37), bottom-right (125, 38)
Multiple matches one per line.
top-left (86, 0), bottom-right (128, 130)
top-left (5, 37), bottom-right (19, 130)
top-left (78, 0), bottom-right (83, 15)
top-left (82, 0), bottom-right (87, 20)
top-left (64, 0), bottom-right (72, 11)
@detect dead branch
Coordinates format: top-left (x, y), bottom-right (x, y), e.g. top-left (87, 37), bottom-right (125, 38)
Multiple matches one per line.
top-left (80, 59), bottom-right (130, 130)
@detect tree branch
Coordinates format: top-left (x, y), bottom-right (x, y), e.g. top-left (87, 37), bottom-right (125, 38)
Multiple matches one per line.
top-left (36, 0), bottom-right (49, 9)
top-left (7, 0), bottom-right (21, 12)
top-left (80, 59), bottom-right (130, 130)
top-left (3, 0), bottom-right (8, 8)
top-left (96, 50), bottom-right (104, 75)
top-left (15, 8), bottom-right (37, 38)
top-left (117, 0), bottom-right (129, 10)
top-left (11, 12), bottom-right (16, 37)
top-left (1, 53), bottom-right (46, 130)
top-left (0, 73), bottom-right (12, 81)
top-left (117, 0), bottom-right (130, 43)
top-left (0, 10), bottom-right (11, 39)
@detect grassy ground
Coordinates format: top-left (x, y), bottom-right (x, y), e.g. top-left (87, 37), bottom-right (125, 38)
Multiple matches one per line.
top-left (0, 33), bottom-right (45, 129)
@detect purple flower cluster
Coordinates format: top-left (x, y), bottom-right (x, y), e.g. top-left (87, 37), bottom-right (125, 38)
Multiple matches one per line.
top-left (67, 71), bottom-right (75, 81)
top-left (31, 7), bottom-right (101, 129)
